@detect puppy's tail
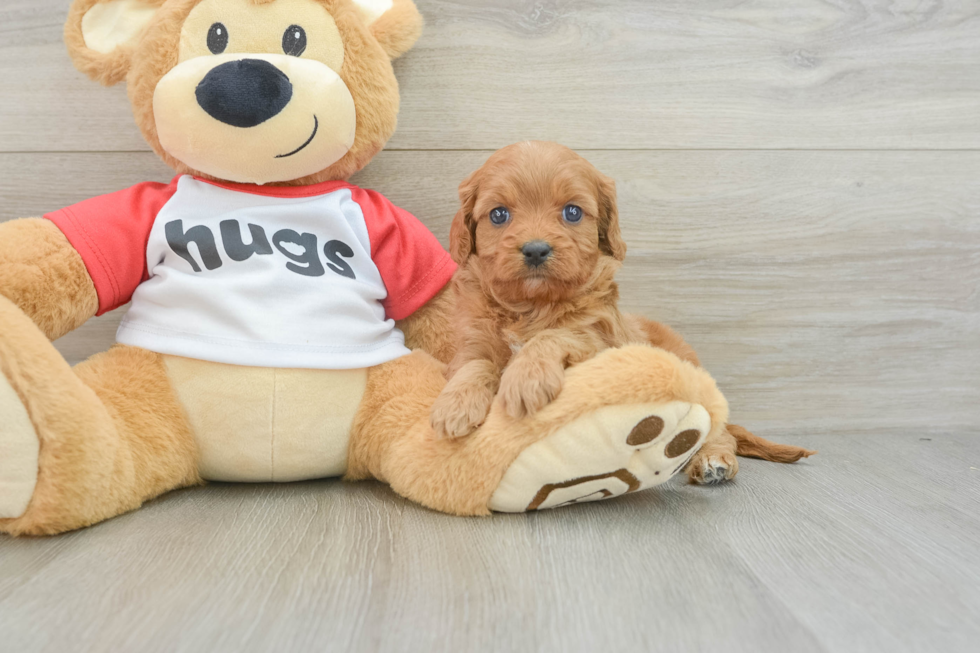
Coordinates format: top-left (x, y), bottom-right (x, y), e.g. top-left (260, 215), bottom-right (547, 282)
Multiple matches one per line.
top-left (728, 424), bottom-right (817, 463)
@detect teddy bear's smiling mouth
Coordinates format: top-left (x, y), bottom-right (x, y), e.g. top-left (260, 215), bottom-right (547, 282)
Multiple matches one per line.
top-left (275, 115), bottom-right (319, 159)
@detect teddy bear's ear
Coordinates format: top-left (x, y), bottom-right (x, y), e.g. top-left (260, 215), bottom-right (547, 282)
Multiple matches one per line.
top-left (65, 0), bottom-right (163, 86)
top-left (351, 0), bottom-right (424, 59)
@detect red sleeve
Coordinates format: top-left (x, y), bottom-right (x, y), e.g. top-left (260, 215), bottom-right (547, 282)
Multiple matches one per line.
top-left (45, 178), bottom-right (179, 316)
top-left (351, 187), bottom-right (457, 321)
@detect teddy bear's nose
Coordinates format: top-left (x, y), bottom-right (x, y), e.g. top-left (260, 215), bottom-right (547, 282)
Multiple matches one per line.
top-left (195, 59), bottom-right (293, 128)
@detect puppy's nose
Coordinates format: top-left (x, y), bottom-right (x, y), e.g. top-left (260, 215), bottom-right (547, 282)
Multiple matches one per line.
top-left (522, 240), bottom-right (553, 268)
top-left (196, 59), bottom-right (293, 128)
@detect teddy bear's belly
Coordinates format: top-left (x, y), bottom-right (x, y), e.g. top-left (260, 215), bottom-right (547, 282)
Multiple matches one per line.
top-left (164, 356), bottom-right (368, 482)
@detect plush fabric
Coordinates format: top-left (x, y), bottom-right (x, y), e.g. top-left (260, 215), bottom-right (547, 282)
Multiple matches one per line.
top-left (65, 0), bottom-right (166, 86)
top-left (118, 0), bottom-right (409, 186)
top-left (0, 219), bottom-right (99, 339)
top-left (0, 296), bottom-right (200, 536)
top-left (346, 345), bottom-right (729, 516)
top-left (47, 176), bottom-right (456, 368)
top-left (153, 53), bottom-right (358, 183)
top-left (489, 401), bottom-right (710, 512)
top-left (82, 0), bottom-right (160, 54)
top-left (368, 0), bottom-right (421, 59)
top-left (0, 373), bottom-right (38, 519)
top-left (0, 0), bottom-right (807, 536)
top-left (179, 0), bottom-right (347, 70)
top-left (165, 356), bottom-right (367, 481)
top-left (396, 284), bottom-right (458, 365)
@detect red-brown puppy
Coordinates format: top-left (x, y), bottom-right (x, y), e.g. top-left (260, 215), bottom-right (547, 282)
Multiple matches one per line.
top-left (431, 140), bottom-right (694, 435)
top-left (430, 141), bottom-right (813, 484)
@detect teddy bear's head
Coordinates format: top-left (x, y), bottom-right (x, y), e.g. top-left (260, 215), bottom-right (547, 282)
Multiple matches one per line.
top-left (65, 0), bottom-right (422, 185)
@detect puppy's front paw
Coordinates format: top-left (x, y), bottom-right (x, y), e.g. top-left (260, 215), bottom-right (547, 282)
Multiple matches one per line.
top-left (430, 378), bottom-right (495, 439)
top-left (496, 356), bottom-right (565, 420)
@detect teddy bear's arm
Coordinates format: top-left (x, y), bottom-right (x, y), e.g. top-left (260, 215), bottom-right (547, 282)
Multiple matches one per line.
top-left (0, 218), bottom-right (98, 340)
top-left (396, 284), bottom-right (458, 365)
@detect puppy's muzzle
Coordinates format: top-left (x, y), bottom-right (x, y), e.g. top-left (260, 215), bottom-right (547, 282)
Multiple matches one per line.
top-left (522, 240), bottom-right (553, 268)
top-left (196, 59), bottom-right (293, 128)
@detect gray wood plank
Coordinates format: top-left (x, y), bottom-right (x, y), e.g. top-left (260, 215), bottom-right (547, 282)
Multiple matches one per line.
top-left (3, 2), bottom-right (977, 652)
top-left (0, 433), bottom-right (977, 653)
top-left (2, 0), bottom-right (980, 152)
top-left (2, 150), bottom-right (977, 437)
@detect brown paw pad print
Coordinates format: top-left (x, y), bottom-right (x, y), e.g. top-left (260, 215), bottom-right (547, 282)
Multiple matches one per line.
top-left (489, 402), bottom-right (711, 513)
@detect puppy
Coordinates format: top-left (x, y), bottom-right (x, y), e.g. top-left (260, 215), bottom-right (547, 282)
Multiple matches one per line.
top-left (429, 141), bottom-right (815, 482)
top-left (430, 141), bottom-right (697, 437)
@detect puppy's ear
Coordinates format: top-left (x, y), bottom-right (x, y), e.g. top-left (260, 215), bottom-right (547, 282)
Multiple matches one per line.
top-left (597, 173), bottom-right (627, 261)
top-left (65, 0), bottom-right (163, 86)
top-left (449, 169), bottom-right (481, 266)
top-left (352, 0), bottom-right (424, 60)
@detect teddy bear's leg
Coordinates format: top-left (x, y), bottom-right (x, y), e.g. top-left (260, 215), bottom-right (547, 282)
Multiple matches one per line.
top-left (0, 296), bottom-right (199, 536)
top-left (347, 344), bottom-right (729, 515)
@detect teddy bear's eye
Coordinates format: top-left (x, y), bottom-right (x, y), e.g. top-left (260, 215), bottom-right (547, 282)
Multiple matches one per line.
top-left (207, 23), bottom-right (228, 54)
top-left (282, 25), bottom-right (307, 57)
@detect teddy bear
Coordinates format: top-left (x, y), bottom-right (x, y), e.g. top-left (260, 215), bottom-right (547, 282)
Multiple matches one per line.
top-left (0, 0), bottom-right (743, 536)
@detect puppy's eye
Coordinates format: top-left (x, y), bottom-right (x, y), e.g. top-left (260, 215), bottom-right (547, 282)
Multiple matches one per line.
top-left (282, 25), bottom-right (307, 56)
top-left (207, 23), bottom-right (228, 55)
top-left (563, 204), bottom-right (583, 223)
top-left (489, 207), bottom-right (511, 225)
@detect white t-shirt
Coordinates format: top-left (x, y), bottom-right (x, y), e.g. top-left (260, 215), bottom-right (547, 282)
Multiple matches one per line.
top-left (48, 175), bottom-right (456, 369)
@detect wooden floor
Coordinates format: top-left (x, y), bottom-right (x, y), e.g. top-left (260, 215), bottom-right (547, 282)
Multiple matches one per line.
top-left (1, 434), bottom-right (978, 653)
top-left (1, 0), bottom-right (979, 651)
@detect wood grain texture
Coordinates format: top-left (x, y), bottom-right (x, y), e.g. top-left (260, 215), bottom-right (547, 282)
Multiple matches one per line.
top-left (2, 150), bottom-right (977, 436)
top-left (0, 433), bottom-right (977, 653)
top-left (2, 1), bottom-right (979, 650)
top-left (2, 0), bottom-right (979, 152)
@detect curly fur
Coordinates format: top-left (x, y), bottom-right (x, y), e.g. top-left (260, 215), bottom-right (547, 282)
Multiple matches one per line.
top-left (430, 142), bottom-right (812, 477)
top-left (432, 142), bottom-right (696, 436)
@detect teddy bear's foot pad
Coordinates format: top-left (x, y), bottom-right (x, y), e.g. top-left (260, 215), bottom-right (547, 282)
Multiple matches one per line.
top-left (489, 401), bottom-right (709, 512)
top-left (0, 372), bottom-right (39, 519)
